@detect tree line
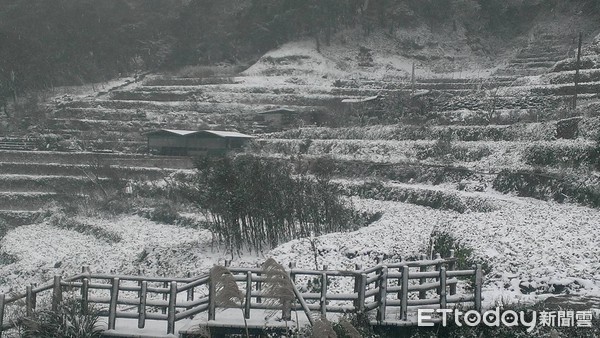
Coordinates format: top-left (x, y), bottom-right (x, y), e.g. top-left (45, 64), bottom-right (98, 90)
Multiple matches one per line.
top-left (1, 0), bottom-right (598, 109)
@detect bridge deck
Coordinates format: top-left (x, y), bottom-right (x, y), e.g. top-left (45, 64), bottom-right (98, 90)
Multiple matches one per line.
top-left (98, 318), bottom-right (191, 338)
top-left (179, 308), bottom-right (310, 337)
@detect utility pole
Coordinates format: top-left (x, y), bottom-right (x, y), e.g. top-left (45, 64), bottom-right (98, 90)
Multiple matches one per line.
top-left (411, 62), bottom-right (416, 96)
top-left (573, 32), bottom-right (583, 110)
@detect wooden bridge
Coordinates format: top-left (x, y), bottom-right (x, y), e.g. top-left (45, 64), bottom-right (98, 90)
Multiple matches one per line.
top-left (0, 251), bottom-right (483, 337)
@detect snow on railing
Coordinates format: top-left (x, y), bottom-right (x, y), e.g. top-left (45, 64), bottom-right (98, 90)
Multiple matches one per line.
top-left (0, 250), bottom-right (483, 336)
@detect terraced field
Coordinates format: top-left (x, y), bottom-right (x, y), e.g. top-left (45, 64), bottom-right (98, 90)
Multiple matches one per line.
top-left (3, 31), bottom-right (600, 224)
top-left (495, 33), bottom-right (571, 77)
top-left (0, 150), bottom-right (193, 225)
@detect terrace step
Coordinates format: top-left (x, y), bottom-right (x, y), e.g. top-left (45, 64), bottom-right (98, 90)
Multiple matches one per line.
top-left (511, 56), bottom-right (563, 63)
top-left (0, 210), bottom-right (42, 226)
top-left (0, 150), bottom-right (194, 168)
top-left (61, 100), bottom-right (320, 115)
top-left (506, 61), bottom-right (557, 69)
top-left (0, 192), bottom-right (68, 211)
top-left (143, 76), bottom-right (237, 86)
top-left (0, 175), bottom-right (106, 193)
top-left (545, 68), bottom-right (600, 84)
top-left (109, 90), bottom-right (361, 106)
top-left (529, 81), bottom-right (600, 96)
top-left (0, 162), bottom-right (184, 180)
top-left (47, 118), bottom-right (161, 132)
top-left (53, 108), bottom-right (149, 121)
top-left (0, 138), bottom-right (37, 151)
top-left (494, 67), bottom-right (552, 76)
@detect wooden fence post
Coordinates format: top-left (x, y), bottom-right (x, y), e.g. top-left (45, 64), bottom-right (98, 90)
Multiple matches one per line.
top-left (434, 253), bottom-right (442, 295)
top-left (208, 276), bottom-right (216, 321)
top-left (282, 264), bottom-right (294, 321)
top-left (245, 271), bottom-right (252, 319)
top-left (108, 277), bottom-right (120, 330)
top-left (353, 264), bottom-right (362, 311)
top-left (439, 267), bottom-right (447, 309)
top-left (474, 264), bottom-right (483, 313)
top-left (358, 273), bottom-right (367, 313)
top-left (419, 254), bottom-right (427, 299)
top-left (395, 257), bottom-right (402, 299)
top-left (81, 278), bottom-right (89, 315)
top-left (377, 266), bottom-right (388, 322)
top-left (186, 272), bottom-right (194, 309)
top-left (448, 250), bottom-right (457, 295)
top-left (167, 281), bottom-right (177, 335)
top-left (31, 283), bottom-right (37, 312)
top-left (52, 275), bottom-right (62, 312)
top-left (138, 281), bottom-right (147, 329)
top-left (400, 266), bottom-right (409, 321)
top-left (25, 285), bottom-right (33, 317)
top-left (256, 263), bottom-right (262, 304)
top-left (320, 266), bottom-right (328, 317)
top-left (0, 293), bottom-right (4, 337)
top-left (137, 269), bottom-right (143, 308)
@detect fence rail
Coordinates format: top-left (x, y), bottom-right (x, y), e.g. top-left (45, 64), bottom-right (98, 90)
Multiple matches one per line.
top-left (0, 251), bottom-right (483, 336)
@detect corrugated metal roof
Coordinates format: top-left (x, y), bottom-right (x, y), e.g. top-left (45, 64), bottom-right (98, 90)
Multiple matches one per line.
top-left (202, 130), bottom-right (254, 138)
top-left (146, 129), bottom-right (253, 138)
top-left (160, 129), bottom-right (201, 136)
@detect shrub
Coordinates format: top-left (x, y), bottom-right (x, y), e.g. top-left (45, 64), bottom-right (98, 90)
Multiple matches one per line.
top-left (147, 203), bottom-right (180, 225)
top-left (523, 143), bottom-right (599, 168)
top-left (187, 155), bottom-right (362, 253)
top-left (429, 230), bottom-right (487, 271)
top-left (415, 134), bottom-right (453, 160)
top-left (493, 169), bottom-right (600, 208)
top-left (9, 92), bottom-right (49, 130)
top-left (0, 252), bottom-right (17, 265)
top-left (415, 138), bottom-right (492, 162)
top-left (20, 298), bottom-right (103, 338)
top-left (48, 212), bottom-right (122, 243)
top-left (332, 313), bottom-right (376, 338)
top-left (551, 55), bottom-right (599, 72)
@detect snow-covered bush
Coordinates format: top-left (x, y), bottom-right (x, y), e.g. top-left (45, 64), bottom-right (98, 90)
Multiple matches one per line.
top-left (48, 212), bottom-right (122, 243)
top-left (415, 137), bottom-right (492, 162)
top-left (429, 230), bottom-right (490, 274)
top-left (551, 55), bottom-right (600, 72)
top-left (523, 142), bottom-right (599, 168)
top-left (493, 169), bottom-right (600, 207)
top-left (343, 181), bottom-right (496, 213)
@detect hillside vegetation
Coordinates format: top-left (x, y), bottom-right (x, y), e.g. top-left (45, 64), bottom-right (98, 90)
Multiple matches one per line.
top-left (1, 0), bottom-right (599, 105)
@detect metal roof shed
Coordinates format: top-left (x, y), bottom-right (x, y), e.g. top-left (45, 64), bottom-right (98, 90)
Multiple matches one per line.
top-left (146, 129), bottom-right (254, 156)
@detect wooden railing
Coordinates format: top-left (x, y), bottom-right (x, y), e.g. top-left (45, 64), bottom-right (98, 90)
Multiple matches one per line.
top-left (0, 251), bottom-right (483, 336)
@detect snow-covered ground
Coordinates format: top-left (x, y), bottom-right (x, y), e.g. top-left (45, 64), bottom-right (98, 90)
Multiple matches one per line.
top-left (1, 192), bottom-right (599, 310)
